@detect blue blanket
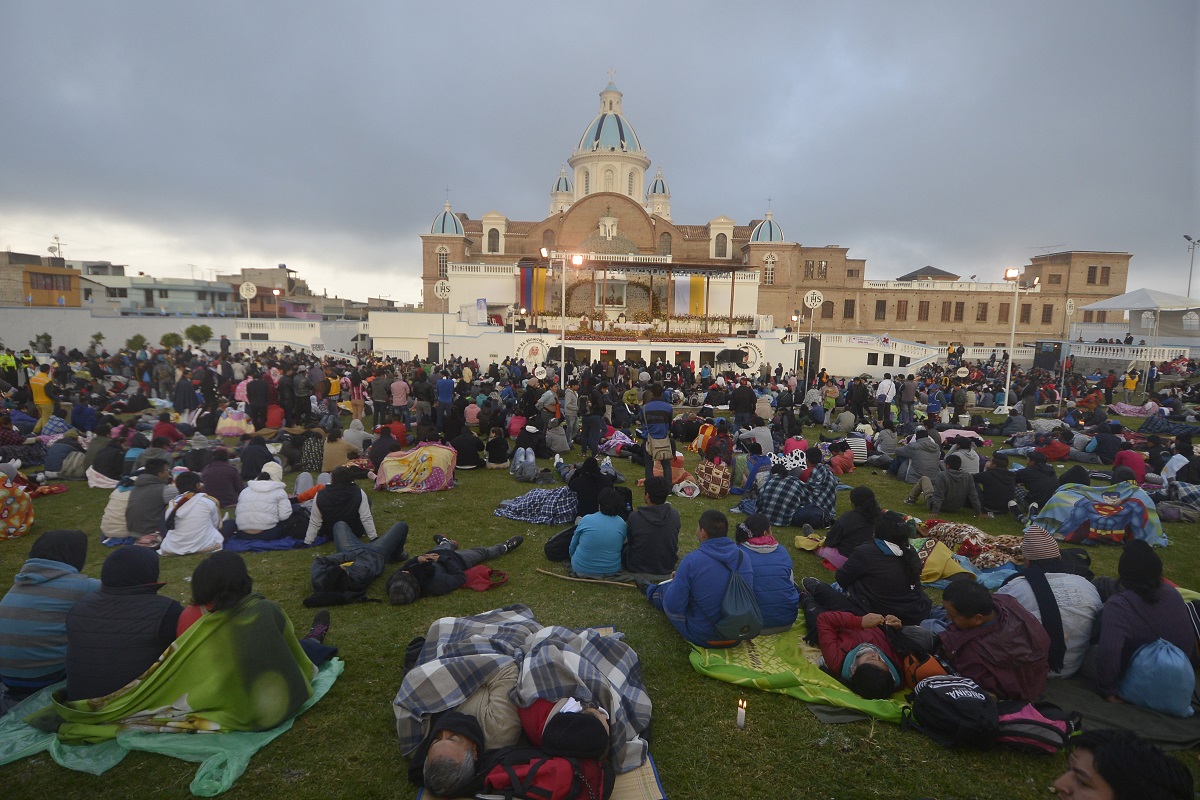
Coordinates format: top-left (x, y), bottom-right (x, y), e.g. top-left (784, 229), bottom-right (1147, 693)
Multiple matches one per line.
top-left (1034, 481), bottom-right (1167, 547)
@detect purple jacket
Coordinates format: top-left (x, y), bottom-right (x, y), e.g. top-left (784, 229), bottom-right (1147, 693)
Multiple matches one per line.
top-left (1093, 588), bottom-right (1199, 698)
top-left (939, 594), bottom-right (1050, 701)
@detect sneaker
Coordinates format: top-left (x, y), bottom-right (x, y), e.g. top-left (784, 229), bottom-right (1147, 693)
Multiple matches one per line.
top-left (903, 498), bottom-right (915, 505)
top-left (602, 456), bottom-right (613, 469)
top-left (433, 533), bottom-right (458, 548)
top-left (306, 609), bottom-right (331, 643)
top-left (1027, 502), bottom-right (1039, 519)
top-left (1008, 502), bottom-right (1023, 523)
top-left (801, 524), bottom-right (814, 538)
top-left (503, 535), bottom-right (524, 552)
top-left (553, 454), bottom-right (563, 466)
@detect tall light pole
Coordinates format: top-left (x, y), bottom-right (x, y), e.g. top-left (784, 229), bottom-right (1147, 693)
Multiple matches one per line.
top-left (1000, 268), bottom-right (1039, 413)
top-left (1186, 235), bottom-right (1198, 297)
top-left (272, 288), bottom-right (281, 319)
top-left (542, 248), bottom-right (584, 389)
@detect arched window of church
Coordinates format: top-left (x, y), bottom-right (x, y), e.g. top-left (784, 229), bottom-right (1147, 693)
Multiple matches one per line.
top-left (542, 230), bottom-right (555, 250)
top-left (763, 254), bottom-right (776, 286)
top-left (627, 172), bottom-right (634, 196)
top-left (608, 101), bottom-right (612, 111)
top-left (715, 234), bottom-right (727, 258)
top-left (1184, 312), bottom-right (1199, 331)
top-left (658, 233), bottom-right (672, 256)
top-left (583, 170), bottom-right (590, 195)
top-left (437, 247), bottom-right (449, 278)
top-left (604, 170), bottom-right (614, 192)
top-left (487, 229), bottom-right (499, 254)
top-left (820, 301), bottom-right (834, 319)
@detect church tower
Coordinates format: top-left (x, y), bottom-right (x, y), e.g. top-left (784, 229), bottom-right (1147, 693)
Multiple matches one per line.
top-left (567, 79), bottom-right (651, 204)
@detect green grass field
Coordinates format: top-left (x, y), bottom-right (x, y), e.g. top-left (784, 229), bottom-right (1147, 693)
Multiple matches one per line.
top-left (1, 421), bottom-right (1197, 799)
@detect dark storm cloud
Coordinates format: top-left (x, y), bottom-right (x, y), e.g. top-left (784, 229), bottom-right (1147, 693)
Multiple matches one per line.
top-left (0, 1), bottom-right (1195, 300)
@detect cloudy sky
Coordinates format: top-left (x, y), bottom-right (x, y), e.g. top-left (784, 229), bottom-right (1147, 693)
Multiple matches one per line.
top-left (1, 2), bottom-right (1196, 305)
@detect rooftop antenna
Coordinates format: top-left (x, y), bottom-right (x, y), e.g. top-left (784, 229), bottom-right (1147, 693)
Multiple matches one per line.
top-left (1029, 244), bottom-right (1065, 253)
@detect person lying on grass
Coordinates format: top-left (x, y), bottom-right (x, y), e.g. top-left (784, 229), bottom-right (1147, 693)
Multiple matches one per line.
top-left (386, 533), bottom-right (524, 605)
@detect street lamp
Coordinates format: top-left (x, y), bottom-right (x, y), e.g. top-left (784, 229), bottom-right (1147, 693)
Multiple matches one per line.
top-left (542, 247), bottom-right (584, 389)
top-left (1186, 235), bottom-right (1198, 297)
top-left (1000, 268), bottom-right (1038, 414)
top-left (272, 288), bottom-right (281, 319)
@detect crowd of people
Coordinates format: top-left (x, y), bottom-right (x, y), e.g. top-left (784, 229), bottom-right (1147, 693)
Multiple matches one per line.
top-left (0, 335), bottom-right (1196, 797)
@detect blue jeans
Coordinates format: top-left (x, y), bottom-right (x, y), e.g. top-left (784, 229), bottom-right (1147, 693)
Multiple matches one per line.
top-left (332, 520), bottom-right (409, 560)
top-left (899, 401), bottom-right (915, 425)
top-left (733, 412), bottom-right (751, 432)
top-left (994, 446), bottom-right (1034, 458)
top-left (436, 401), bottom-right (452, 432)
top-left (790, 505), bottom-right (831, 528)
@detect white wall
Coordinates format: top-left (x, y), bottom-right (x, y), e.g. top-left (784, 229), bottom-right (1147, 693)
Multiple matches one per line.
top-left (0, 307), bottom-right (238, 351)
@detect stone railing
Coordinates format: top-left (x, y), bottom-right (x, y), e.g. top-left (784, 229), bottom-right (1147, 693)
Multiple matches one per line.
top-left (863, 280), bottom-right (1040, 293)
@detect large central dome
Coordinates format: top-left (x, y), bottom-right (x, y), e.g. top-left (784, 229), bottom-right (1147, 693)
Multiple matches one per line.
top-left (574, 81), bottom-right (644, 154)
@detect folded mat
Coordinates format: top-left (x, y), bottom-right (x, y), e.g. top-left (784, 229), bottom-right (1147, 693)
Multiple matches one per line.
top-left (689, 629), bottom-right (905, 724)
top-left (416, 753), bottom-right (666, 800)
top-left (220, 535), bottom-right (327, 552)
top-left (1039, 675), bottom-right (1200, 751)
top-left (0, 659), bottom-right (343, 796)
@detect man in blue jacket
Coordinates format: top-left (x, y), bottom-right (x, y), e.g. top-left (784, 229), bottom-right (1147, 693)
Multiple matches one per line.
top-left (435, 371), bottom-right (455, 432)
top-left (644, 510), bottom-right (755, 648)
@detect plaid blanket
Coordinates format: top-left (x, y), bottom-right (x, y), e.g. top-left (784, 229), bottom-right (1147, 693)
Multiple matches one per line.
top-left (1138, 415), bottom-right (1200, 439)
top-left (494, 486), bottom-right (578, 525)
top-left (1034, 481), bottom-right (1167, 547)
top-left (393, 604), bottom-right (652, 774)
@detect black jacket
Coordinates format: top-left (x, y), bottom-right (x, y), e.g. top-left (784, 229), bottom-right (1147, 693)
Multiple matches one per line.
top-left (1015, 462), bottom-right (1059, 508)
top-left (729, 385), bottom-right (757, 414)
top-left (835, 541), bottom-right (932, 626)
top-left (623, 503), bottom-right (681, 575)
top-left (975, 469), bottom-right (1017, 512)
top-left (825, 509), bottom-right (877, 558)
top-left (65, 587), bottom-right (181, 700)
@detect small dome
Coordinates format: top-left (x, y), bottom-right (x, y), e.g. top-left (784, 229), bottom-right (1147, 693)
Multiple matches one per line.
top-left (647, 167), bottom-right (669, 196)
top-left (577, 112), bottom-right (643, 154)
top-left (749, 210), bottom-right (785, 243)
top-left (430, 201), bottom-right (464, 236)
top-left (551, 165), bottom-right (573, 193)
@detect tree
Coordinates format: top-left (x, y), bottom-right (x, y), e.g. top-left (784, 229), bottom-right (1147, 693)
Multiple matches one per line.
top-left (89, 332), bottom-right (105, 350)
top-left (125, 333), bottom-right (148, 352)
top-left (29, 332), bottom-right (52, 352)
top-left (160, 332), bottom-right (184, 349)
top-left (184, 324), bottom-right (213, 348)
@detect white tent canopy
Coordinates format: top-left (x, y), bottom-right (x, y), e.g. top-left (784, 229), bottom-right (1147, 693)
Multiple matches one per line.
top-left (1081, 288), bottom-right (1200, 312)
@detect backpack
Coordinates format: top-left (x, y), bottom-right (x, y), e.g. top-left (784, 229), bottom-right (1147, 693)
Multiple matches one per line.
top-left (994, 701), bottom-right (1079, 754)
top-left (544, 526), bottom-right (574, 563)
top-left (903, 675), bottom-right (999, 748)
top-left (701, 550), bottom-right (763, 643)
top-left (483, 748), bottom-right (610, 800)
top-left (885, 625), bottom-right (951, 690)
top-left (1118, 638), bottom-right (1196, 717)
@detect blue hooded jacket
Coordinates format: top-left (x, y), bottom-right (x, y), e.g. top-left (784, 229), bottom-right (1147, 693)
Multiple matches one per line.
top-left (660, 536), bottom-right (755, 647)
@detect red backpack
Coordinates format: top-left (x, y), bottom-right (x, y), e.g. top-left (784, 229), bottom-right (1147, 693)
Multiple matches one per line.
top-left (483, 748), bottom-right (610, 800)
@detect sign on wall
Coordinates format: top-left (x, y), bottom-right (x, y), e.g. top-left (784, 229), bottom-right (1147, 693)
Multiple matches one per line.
top-left (475, 298), bottom-right (488, 325)
top-left (516, 336), bottom-right (554, 364)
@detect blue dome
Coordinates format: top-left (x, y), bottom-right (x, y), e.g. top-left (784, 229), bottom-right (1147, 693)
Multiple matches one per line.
top-left (749, 211), bottom-right (785, 243)
top-left (430, 201), bottom-right (464, 236)
top-left (647, 166), bottom-right (669, 196)
top-left (551, 166), bottom-right (573, 193)
top-left (577, 112), bottom-right (643, 154)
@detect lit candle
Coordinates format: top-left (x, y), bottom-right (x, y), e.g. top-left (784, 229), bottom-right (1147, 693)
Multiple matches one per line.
top-left (736, 698), bottom-right (747, 729)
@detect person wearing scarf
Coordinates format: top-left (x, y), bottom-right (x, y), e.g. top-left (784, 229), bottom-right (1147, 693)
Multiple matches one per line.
top-left (734, 513), bottom-right (799, 633)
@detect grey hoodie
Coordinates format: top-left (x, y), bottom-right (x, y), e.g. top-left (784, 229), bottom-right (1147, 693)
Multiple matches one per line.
top-left (896, 435), bottom-right (941, 484)
top-left (125, 473), bottom-right (179, 537)
top-left (930, 468), bottom-right (982, 514)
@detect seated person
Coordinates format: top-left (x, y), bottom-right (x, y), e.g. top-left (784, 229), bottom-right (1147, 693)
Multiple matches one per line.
top-left (342, 418), bottom-right (372, 452)
top-left (735, 513), bottom-right (798, 633)
top-left (570, 488), bottom-right (627, 578)
top-left (645, 510), bottom-right (756, 648)
top-left (0, 530), bottom-right (98, 714)
top-left (815, 611), bottom-right (902, 700)
top-left (199, 447), bottom-right (245, 507)
top-left (906, 454), bottom-right (983, 516)
top-left (238, 434), bottom-right (275, 480)
top-left (995, 525), bottom-right (1102, 678)
top-left (151, 411), bottom-right (185, 445)
top-left (819, 486), bottom-right (880, 569)
top-left (555, 456), bottom-right (615, 518)
top-left (827, 440), bottom-right (855, 475)
top-left (702, 418), bottom-right (734, 464)
top-left (159, 471), bottom-right (225, 556)
top-left (54, 551), bottom-right (334, 737)
top-left (1052, 729), bottom-right (1194, 800)
top-left (450, 428), bottom-right (486, 470)
top-left (134, 435), bottom-right (177, 471)
top-left (321, 428), bottom-right (359, 472)
top-left (303, 466), bottom-right (377, 546)
top-left (1014, 451), bottom-right (1060, 517)
top-left (975, 452), bottom-right (1018, 517)
top-left (621, 476), bottom-right (680, 581)
top-left (124, 459), bottom-right (179, 545)
top-left (65, 547), bottom-right (183, 700)
top-left (939, 579), bottom-right (1051, 702)
top-left (804, 512), bottom-right (932, 626)
top-left (484, 427), bottom-right (510, 469)
top-left (367, 425), bottom-right (403, 471)
top-left (736, 417), bottom-right (774, 455)
top-left (387, 534), bottom-right (524, 605)
top-left (181, 433), bottom-right (214, 472)
top-left (224, 461), bottom-right (308, 540)
top-left (1088, 540), bottom-right (1198, 704)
